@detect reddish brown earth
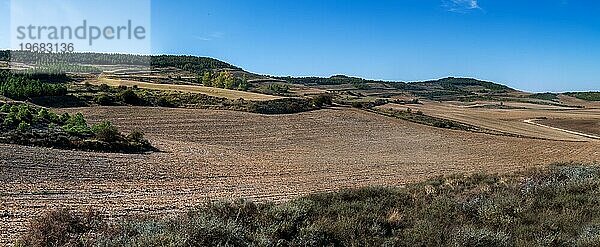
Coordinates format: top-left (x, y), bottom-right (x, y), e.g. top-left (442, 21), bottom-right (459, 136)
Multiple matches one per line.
top-left (538, 118), bottom-right (600, 137)
top-left (1, 106), bottom-right (599, 244)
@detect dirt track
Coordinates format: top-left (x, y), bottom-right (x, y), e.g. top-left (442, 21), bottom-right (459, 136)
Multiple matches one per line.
top-left (381, 101), bottom-right (600, 141)
top-left (1, 107), bottom-right (599, 244)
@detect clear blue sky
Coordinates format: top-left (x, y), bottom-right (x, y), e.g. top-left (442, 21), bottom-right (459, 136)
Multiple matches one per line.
top-left (3, 0), bottom-right (600, 92)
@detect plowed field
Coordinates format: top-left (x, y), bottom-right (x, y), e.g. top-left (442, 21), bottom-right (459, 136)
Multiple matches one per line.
top-left (2, 107), bottom-right (599, 244)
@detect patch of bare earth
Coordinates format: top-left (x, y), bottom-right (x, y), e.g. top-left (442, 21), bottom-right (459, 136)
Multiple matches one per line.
top-left (381, 101), bottom-right (600, 141)
top-left (1, 107), bottom-right (599, 244)
top-left (537, 119), bottom-right (600, 137)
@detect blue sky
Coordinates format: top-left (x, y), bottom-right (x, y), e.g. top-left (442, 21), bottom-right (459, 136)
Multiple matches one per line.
top-left (3, 0), bottom-right (600, 92)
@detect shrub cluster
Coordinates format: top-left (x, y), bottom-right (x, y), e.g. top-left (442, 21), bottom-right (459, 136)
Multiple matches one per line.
top-left (84, 84), bottom-right (329, 115)
top-left (0, 103), bottom-right (155, 153)
top-left (256, 83), bottom-right (290, 95)
top-left (565, 92), bottom-right (600, 102)
top-left (17, 164), bottom-right (600, 246)
top-left (200, 71), bottom-right (250, 91)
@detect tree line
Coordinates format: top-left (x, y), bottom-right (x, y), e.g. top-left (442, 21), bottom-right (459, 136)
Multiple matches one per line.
top-left (0, 51), bottom-right (239, 74)
top-left (198, 71), bottom-right (250, 91)
top-left (0, 70), bottom-right (67, 100)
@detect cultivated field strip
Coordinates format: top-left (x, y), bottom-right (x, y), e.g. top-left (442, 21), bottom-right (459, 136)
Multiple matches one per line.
top-left (94, 77), bottom-right (283, 101)
top-left (382, 102), bottom-right (600, 141)
top-left (1, 107), bottom-right (599, 243)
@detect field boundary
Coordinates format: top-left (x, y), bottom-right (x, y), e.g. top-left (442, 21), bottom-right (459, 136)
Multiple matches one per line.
top-left (92, 76), bottom-right (283, 101)
top-left (524, 119), bottom-right (600, 140)
top-left (368, 107), bottom-right (592, 142)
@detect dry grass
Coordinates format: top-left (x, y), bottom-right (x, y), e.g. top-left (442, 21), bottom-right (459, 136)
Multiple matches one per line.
top-left (92, 77), bottom-right (283, 101)
top-left (559, 94), bottom-right (600, 108)
top-left (1, 107), bottom-right (599, 244)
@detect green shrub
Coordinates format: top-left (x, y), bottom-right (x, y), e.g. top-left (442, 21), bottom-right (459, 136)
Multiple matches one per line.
top-left (127, 130), bottom-right (145, 143)
top-left (17, 121), bottom-right (31, 132)
top-left (529, 92), bottom-right (559, 101)
top-left (0, 103), bottom-right (155, 153)
top-left (16, 104), bottom-right (33, 123)
top-left (565, 92), bottom-right (600, 101)
top-left (62, 113), bottom-right (91, 135)
top-left (3, 113), bottom-right (16, 126)
top-left (118, 89), bottom-right (140, 104)
top-left (36, 108), bottom-right (50, 121)
top-left (248, 98), bottom-right (314, 114)
top-left (260, 83), bottom-right (290, 95)
top-left (92, 121), bottom-right (119, 142)
top-left (94, 93), bottom-right (115, 106)
top-left (0, 103), bottom-right (10, 113)
top-left (311, 94), bottom-right (332, 107)
top-left (98, 84), bottom-right (111, 92)
top-left (156, 96), bottom-right (174, 107)
top-left (351, 102), bottom-right (364, 108)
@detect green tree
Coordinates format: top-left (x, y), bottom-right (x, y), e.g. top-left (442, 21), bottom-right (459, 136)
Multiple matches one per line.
top-left (214, 72), bottom-right (227, 88)
top-left (224, 73), bottom-right (236, 89)
top-left (63, 113), bottom-right (91, 135)
top-left (118, 89), bottom-right (140, 104)
top-left (237, 76), bottom-right (250, 91)
top-left (202, 71), bottom-right (213, 87)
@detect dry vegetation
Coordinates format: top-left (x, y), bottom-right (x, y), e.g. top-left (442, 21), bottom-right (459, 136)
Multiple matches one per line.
top-left (1, 107), bottom-right (598, 244)
top-left (17, 164), bottom-right (600, 246)
top-left (2, 53), bottom-right (599, 245)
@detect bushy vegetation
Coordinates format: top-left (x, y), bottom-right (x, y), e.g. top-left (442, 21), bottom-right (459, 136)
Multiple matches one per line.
top-left (18, 164), bottom-right (600, 246)
top-left (280, 74), bottom-right (391, 86)
top-left (565, 92), bottom-right (600, 101)
top-left (7, 51), bottom-right (150, 65)
top-left (0, 50), bottom-right (9, 61)
top-left (528, 92), bottom-right (559, 101)
top-left (347, 98), bottom-right (389, 109)
top-left (256, 83), bottom-right (290, 95)
top-left (3, 51), bottom-right (237, 73)
top-left (247, 98), bottom-right (317, 114)
top-left (0, 70), bottom-right (67, 100)
top-left (353, 81), bottom-right (372, 90)
top-left (438, 77), bottom-right (512, 91)
top-left (199, 71), bottom-right (250, 91)
top-left (0, 102), bottom-right (154, 153)
top-left (21, 63), bottom-right (101, 75)
top-left (75, 84), bottom-right (328, 114)
top-left (152, 55), bottom-right (239, 73)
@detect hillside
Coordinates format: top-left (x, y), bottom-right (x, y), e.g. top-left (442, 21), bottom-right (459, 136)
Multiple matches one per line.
top-left (3, 51), bottom-right (598, 106)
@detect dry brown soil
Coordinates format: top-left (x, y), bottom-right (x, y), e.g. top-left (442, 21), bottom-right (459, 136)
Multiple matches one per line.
top-left (1, 107), bottom-right (599, 244)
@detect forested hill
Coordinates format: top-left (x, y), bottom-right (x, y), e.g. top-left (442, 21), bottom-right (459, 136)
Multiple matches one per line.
top-left (277, 75), bottom-right (517, 93)
top-left (0, 51), bottom-right (516, 93)
top-left (410, 77), bottom-right (516, 92)
top-left (0, 51), bottom-right (239, 73)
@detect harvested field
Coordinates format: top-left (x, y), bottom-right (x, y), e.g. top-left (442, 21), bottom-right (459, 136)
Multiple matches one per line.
top-left (559, 94), bottom-right (600, 108)
top-left (537, 118), bottom-right (600, 137)
top-left (381, 101), bottom-right (600, 141)
top-left (92, 77), bottom-right (282, 101)
top-left (1, 107), bottom-right (599, 244)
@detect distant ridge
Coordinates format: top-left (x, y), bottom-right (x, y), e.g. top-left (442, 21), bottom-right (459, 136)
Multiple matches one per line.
top-left (0, 50), bottom-right (516, 93)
